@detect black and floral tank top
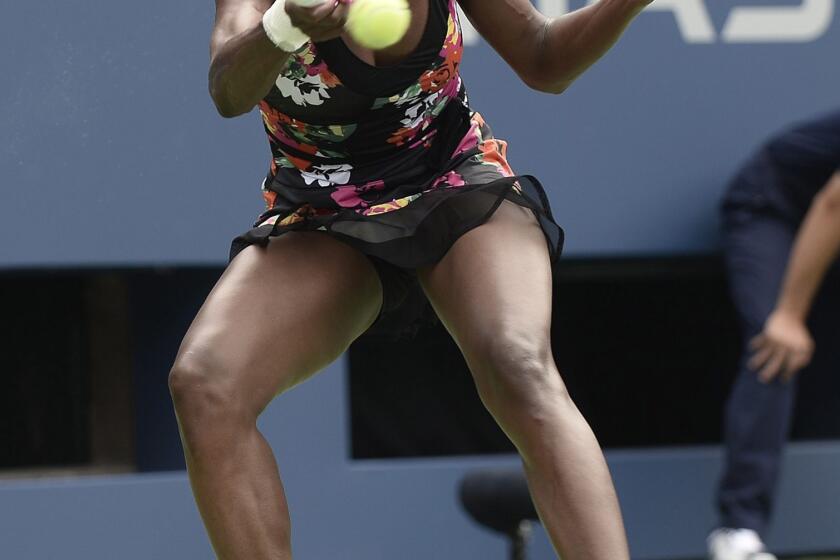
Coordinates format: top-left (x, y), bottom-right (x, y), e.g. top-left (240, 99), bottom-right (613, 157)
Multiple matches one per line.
top-left (252, 0), bottom-right (530, 239)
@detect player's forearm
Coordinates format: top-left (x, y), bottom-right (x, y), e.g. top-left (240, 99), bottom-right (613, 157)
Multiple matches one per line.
top-left (775, 173), bottom-right (840, 321)
top-left (209, 25), bottom-right (292, 118)
top-left (533, 0), bottom-right (649, 93)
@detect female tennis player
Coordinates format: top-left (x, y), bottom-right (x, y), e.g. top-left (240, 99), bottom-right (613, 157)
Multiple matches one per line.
top-left (169, 0), bottom-right (649, 558)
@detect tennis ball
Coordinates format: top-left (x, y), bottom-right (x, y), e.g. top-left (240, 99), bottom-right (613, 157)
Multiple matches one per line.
top-left (346, 0), bottom-right (412, 51)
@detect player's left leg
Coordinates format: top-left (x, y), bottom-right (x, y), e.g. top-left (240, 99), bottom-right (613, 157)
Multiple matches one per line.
top-left (418, 200), bottom-right (629, 560)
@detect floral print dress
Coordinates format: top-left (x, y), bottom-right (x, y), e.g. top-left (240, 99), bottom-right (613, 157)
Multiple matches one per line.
top-left (232, 0), bottom-right (562, 269)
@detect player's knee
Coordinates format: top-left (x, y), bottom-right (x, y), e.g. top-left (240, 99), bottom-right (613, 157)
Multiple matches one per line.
top-left (169, 351), bottom-right (248, 431)
top-left (475, 329), bottom-right (567, 414)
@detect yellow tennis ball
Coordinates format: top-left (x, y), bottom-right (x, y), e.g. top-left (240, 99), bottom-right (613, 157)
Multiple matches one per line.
top-left (346, 0), bottom-right (412, 51)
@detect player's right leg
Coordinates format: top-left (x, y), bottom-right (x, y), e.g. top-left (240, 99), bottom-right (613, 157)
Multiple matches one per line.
top-left (168, 231), bottom-right (383, 560)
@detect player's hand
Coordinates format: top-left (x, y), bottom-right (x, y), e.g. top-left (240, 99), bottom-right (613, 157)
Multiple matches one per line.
top-left (749, 310), bottom-right (814, 383)
top-left (285, 0), bottom-right (351, 43)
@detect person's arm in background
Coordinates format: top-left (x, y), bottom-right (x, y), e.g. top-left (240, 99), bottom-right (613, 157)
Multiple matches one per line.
top-left (751, 171), bottom-right (840, 382)
top-left (209, 0), bottom-right (348, 118)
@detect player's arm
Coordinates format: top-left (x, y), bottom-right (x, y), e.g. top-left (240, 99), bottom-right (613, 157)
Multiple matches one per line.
top-left (209, 0), bottom-right (348, 118)
top-left (751, 171), bottom-right (840, 382)
top-left (457, 0), bottom-right (651, 94)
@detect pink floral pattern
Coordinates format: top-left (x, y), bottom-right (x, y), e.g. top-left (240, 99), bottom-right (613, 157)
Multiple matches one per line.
top-left (253, 0), bottom-right (519, 229)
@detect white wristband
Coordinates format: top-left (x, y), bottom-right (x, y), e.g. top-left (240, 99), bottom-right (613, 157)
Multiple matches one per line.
top-left (262, 0), bottom-right (323, 52)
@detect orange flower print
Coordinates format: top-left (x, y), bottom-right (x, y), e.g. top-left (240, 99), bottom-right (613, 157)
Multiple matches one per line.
top-left (307, 60), bottom-right (341, 89)
top-left (362, 193), bottom-right (421, 216)
top-left (419, 63), bottom-right (454, 94)
top-left (479, 139), bottom-right (514, 177)
top-left (420, 43), bottom-right (462, 93)
top-left (286, 144), bottom-right (319, 171)
top-left (472, 112), bottom-right (487, 128)
top-left (387, 126), bottom-right (418, 147)
top-left (262, 188), bottom-right (278, 209)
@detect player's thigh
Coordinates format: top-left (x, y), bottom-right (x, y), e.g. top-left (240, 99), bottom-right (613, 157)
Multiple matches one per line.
top-left (417, 200), bottom-right (554, 376)
top-left (173, 231), bottom-right (383, 411)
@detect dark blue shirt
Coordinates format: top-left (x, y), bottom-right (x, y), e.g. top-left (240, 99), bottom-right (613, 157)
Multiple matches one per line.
top-left (723, 110), bottom-right (840, 222)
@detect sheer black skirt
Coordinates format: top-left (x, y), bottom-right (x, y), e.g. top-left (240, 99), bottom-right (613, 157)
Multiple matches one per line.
top-left (230, 174), bottom-right (563, 339)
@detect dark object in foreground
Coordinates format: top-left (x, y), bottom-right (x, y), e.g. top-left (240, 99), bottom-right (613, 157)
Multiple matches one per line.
top-left (459, 468), bottom-right (539, 560)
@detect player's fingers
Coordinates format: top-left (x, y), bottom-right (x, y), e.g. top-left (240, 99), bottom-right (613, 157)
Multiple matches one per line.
top-left (285, 1), bottom-right (346, 41)
top-left (749, 334), bottom-right (766, 351)
top-left (748, 343), bottom-right (774, 372)
top-left (782, 353), bottom-right (807, 381)
top-left (781, 350), bottom-right (801, 379)
top-left (309, 0), bottom-right (341, 22)
top-left (287, 1), bottom-right (337, 27)
top-left (312, 3), bottom-right (348, 31)
top-left (759, 349), bottom-right (786, 383)
top-left (802, 346), bottom-right (814, 367)
top-left (307, 3), bottom-right (349, 41)
top-left (330, 3), bottom-right (350, 25)
top-left (784, 347), bottom-right (814, 381)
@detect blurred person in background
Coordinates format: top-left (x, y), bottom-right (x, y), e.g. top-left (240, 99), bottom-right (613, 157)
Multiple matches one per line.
top-left (708, 110), bottom-right (840, 560)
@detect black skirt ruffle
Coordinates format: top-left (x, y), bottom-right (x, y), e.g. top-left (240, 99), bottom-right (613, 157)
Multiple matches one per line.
top-left (231, 175), bottom-right (562, 267)
top-left (230, 175), bottom-right (563, 338)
